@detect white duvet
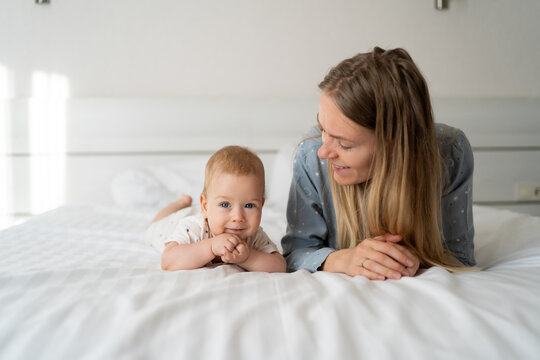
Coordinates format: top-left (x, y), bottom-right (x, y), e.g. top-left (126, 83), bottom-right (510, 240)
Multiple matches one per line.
top-left (1, 204), bottom-right (540, 360)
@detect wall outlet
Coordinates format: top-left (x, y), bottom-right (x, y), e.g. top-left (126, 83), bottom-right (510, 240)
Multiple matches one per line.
top-left (515, 182), bottom-right (540, 201)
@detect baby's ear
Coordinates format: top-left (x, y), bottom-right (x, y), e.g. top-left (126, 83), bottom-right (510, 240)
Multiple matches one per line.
top-left (261, 197), bottom-right (265, 207)
top-left (200, 194), bottom-right (208, 218)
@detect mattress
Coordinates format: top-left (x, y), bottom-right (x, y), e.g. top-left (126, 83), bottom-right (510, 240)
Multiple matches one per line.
top-left (1, 204), bottom-right (539, 359)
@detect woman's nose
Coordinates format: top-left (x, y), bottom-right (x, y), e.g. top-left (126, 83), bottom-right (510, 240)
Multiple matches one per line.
top-left (318, 138), bottom-right (336, 159)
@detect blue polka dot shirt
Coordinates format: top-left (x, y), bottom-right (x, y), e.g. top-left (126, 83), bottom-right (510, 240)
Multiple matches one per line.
top-left (281, 124), bottom-right (476, 273)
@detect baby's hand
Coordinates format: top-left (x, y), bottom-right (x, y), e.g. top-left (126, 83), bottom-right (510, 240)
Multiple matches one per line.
top-left (211, 233), bottom-right (241, 258)
top-left (221, 241), bottom-right (250, 264)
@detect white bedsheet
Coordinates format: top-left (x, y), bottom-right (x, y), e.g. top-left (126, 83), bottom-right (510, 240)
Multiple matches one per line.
top-left (1, 204), bottom-right (539, 360)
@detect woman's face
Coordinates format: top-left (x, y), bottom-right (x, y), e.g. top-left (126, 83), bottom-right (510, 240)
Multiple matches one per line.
top-left (317, 92), bottom-right (376, 185)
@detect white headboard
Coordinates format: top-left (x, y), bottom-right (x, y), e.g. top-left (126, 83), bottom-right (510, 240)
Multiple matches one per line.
top-left (2, 97), bottom-right (540, 223)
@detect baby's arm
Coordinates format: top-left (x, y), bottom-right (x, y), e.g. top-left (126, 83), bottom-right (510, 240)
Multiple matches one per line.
top-left (235, 247), bottom-right (286, 273)
top-left (161, 233), bottom-right (241, 271)
top-left (161, 240), bottom-right (214, 271)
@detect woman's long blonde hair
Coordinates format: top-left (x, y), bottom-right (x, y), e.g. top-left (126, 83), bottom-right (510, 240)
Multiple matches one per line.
top-left (319, 47), bottom-right (467, 270)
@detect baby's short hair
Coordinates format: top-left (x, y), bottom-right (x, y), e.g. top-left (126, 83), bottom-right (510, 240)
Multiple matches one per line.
top-left (202, 145), bottom-right (265, 196)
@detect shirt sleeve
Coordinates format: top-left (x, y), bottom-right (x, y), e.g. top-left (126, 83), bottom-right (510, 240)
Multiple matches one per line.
top-left (249, 228), bottom-right (279, 254)
top-left (440, 128), bottom-right (476, 266)
top-left (281, 138), bottom-right (336, 273)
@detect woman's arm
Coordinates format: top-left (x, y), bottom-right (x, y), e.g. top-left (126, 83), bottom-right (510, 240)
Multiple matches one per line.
top-left (439, 127), bottom-right (476, 266)
top-left (322, 235), bottom-right (419, 280)
top-left (281, 135), bottom-right (337, 273)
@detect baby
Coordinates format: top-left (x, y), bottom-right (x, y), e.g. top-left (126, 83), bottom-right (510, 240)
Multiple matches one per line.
top-left (145, 145), bottom-right (286, 272)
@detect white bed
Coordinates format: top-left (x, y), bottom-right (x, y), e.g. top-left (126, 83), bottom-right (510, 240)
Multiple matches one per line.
top-left (1, 171), bottom-right (540, 359)
top-left (2, 97), bottom-right (540, 359)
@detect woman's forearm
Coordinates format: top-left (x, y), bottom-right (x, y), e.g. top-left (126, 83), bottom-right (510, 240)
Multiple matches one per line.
top-left (321, 250), bottom-right (343, 273)
top-left (321, 236), bottom-right (418, 280)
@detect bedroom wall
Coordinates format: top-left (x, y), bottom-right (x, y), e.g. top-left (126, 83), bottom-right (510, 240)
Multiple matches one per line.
top-left (1, 0), bottom-right (540, 226)
top-left (1, 0), bottom-right (539, 98)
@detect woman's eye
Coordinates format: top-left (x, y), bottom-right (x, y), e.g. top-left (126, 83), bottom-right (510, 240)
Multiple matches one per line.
top-left (245, 203), bottom-right (255, 209)
top-left (219, 202), bottom-right (231, 208)
top-left (339, 142), bottom-right (352, 150)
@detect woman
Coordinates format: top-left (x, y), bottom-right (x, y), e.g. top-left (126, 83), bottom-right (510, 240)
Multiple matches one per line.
top-left (282, 47), bottom-right (475, 280)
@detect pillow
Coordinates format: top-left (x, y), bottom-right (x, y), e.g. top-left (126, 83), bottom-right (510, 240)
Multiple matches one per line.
top-left (110, 157), bottom-right (208, 208)
top-left (111, 143), bottom-right (298, 212)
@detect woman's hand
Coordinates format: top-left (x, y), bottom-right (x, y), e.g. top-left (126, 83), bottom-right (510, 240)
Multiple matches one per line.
top-left (391, 242), bottom-right (420, 277)
top-left (322, 234), bottom-right (419, 280)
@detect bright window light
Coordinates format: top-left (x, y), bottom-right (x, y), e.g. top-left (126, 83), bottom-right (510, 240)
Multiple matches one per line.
top-left (29, 71), bottom-right (69, 214)
top-left (0, 64), bottom-right (13, 223)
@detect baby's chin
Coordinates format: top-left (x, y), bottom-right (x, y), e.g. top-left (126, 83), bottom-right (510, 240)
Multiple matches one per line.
top-left (223, 229), bottom-right (255, 240)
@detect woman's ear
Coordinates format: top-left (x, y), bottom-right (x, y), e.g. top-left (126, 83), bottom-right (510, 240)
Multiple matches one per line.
top-left (200, 194), bottom-right (208, 218)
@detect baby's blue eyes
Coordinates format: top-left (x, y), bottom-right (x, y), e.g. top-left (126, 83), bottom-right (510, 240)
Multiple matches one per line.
top-left (218, 202), bottom-right (256, 209)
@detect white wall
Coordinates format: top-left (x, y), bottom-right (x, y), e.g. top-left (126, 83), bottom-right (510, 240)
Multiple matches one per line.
top-left (1, 0), bottom-right (540, 225)
top-left (0, 0), bottom-right (539, 99)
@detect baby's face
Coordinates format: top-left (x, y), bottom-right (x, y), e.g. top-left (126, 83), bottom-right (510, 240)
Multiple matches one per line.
top-left (200, 172), bottom-right (264, 240)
